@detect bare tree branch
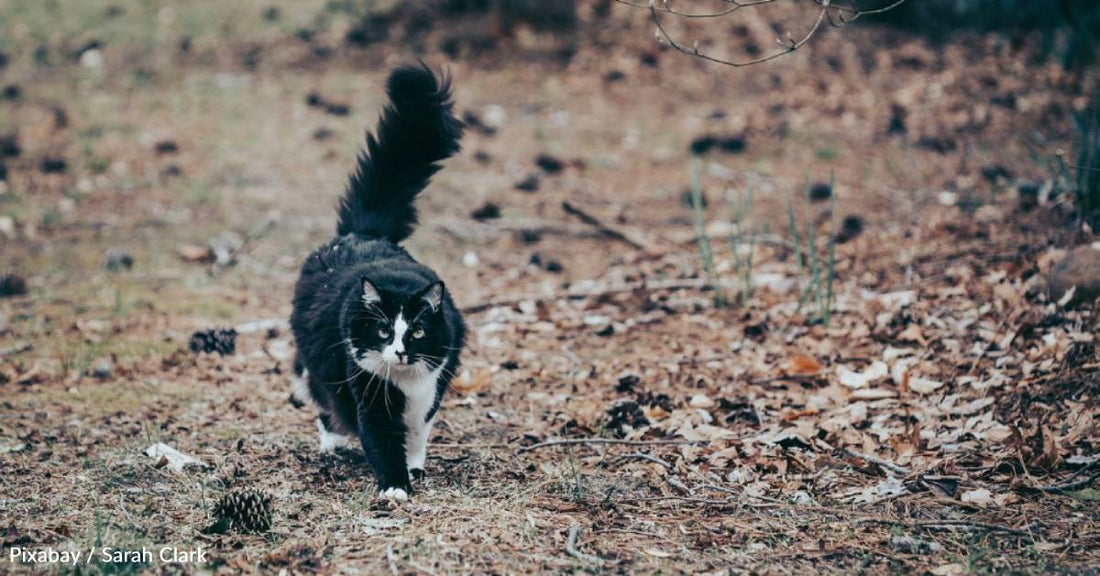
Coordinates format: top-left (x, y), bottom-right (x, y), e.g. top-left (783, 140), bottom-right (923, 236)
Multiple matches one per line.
top-left (613, 0), bottom-right (910, 67)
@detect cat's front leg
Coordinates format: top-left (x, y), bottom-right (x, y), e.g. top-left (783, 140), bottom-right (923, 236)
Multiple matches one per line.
top-left (354, 388), bottom-right (411, 500)
top-left (407, 417), bottom-right (434, 480)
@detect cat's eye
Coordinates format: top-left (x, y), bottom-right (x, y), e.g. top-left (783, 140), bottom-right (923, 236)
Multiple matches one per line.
top-left (378, 329), bottom-right (390, 339)
top-left (412, 328), bottom-right (425, 339)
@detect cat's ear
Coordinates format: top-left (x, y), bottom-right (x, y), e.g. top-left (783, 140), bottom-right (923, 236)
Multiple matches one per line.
top-left (361, 278), bottom-right (381, 306)
top-left (418, 281), bottom-right (444, 312)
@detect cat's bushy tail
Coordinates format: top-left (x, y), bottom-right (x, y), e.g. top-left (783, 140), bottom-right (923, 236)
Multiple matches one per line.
top-left (337, 64), bottom-right (464, 242)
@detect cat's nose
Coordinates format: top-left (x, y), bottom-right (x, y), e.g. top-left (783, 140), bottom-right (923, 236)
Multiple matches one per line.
top-left (395, 350), bottom-right (407, 363)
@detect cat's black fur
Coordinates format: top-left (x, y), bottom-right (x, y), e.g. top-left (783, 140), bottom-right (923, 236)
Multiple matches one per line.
top-left (289, 65), bottom-right (465, 499)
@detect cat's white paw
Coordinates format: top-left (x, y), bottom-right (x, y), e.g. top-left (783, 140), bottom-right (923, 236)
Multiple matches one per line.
top-left (316, 418), bottom-right (350, 454)
top-left (378, 487), bottom-right (409, 501)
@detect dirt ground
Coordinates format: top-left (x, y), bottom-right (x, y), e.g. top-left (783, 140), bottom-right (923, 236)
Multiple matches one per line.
top-left (2, 1), bottom-right (1099, 574)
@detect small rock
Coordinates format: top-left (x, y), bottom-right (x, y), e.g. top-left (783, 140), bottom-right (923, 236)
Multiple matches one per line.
top-left (544, 260), bottom-right (563, 273)
top-left (470, 202), bottom-right (501, 221)
top-left (1049, 244), bottom-right (1100, 307)
top-left (462, 251), bottom-right (479, 268)
top-left (0, 215), bottom-right (13, 238)
top-left (312, 128), bottom-right (334, 141)
top-left (937, 190), bottom-right (958, 206)
top-left (981, 164), bottom-right (1012, 184)
top-left (40, 156), bottom-right (67, 174)
top-left (0, 134), bottom-right (20, 158)
top-left (88, 359), bottom-right (114, 380)
top-left (324, 102), bottom-right (350, 116)
top-left (518, 229), bottom-right (541, 244)
top-left (105, 250), bottom-right (134, 272)
top-left (688, 135), bottom-right (714, 155)
top-left (835, 215), bottom-right (864, 244)
top-left (473, 150), bottom-right (492, 164)
top-left (462, 111), bottom-right (497, 136)
top-left (916, 135), bottom-right (956, 154)
top-left (1, 84), bottom-right (21, 102)
top-left (691, 135), bottom-right (746, 155)
top-left (535, 154), bottom-right (565, 174)
top-left (483, 105), bottom-right (506, 127)
top-left (1017, 181), bottom-right (1040, 212)
top-left (809, 182), bottom-right (832, 202)
top-left (79, 48), bottom-right (104, 69)
top-left (603, 70), bottom-right (626, 83)
top-left (145, 442), bottom-right (205, 472)
top-left (514, 174), bottom-right (539, 192)
top-left (154, 140), bottom-right (179, 155)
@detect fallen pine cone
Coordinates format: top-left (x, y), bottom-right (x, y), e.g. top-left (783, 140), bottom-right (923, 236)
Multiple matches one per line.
top-left (189, 329), bottom-right (237, 356)
top-left (204, 488), bottom-right (273, 534)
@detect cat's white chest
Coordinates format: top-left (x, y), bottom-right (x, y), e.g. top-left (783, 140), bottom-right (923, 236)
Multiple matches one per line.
top-left (390, 366), bottom-right (441, 423)
top-left (390, 364), bottom-right (442, 471)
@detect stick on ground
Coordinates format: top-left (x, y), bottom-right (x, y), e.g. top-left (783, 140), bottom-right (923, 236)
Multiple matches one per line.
top-left (566, 525), bottom-right (601, 564)
top-left (518, 438), bottom-right (706, 453)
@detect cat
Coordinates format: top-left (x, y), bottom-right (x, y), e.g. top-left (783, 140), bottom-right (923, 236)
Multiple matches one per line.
top-left (289, 64), bottom-right (466, 501)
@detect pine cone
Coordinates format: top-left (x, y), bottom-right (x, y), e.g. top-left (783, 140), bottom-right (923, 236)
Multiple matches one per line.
top-left (206, 488), bottom-right (273, 534)
top-left (188, 328), bottom-right (237, 356)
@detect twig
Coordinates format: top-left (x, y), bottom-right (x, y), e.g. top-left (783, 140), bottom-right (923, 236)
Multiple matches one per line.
top-left (668, 476), bottom-right (693, 495)
top-left (1056, 149), bottom-right (1100, 173)
top-left (854, 517), bottom-right (1036, 537)
top-left (651, 0), bottom-right (831, 68)
top-left (518, 438), bottom-right (705, 453)
top-left (636, 0), bottom-right (908, 68)
top-left (0, 341), bottom-right (32, 357)
top-left (613, 0), bottom-right (773, 19)
top-left (561, 200), bottom-right (657, 252)
top-left (616, 495), bottom-right (737, 505)
top-left (235, 317), bottom-right (290, 335)
top-left (1040, 462), bottom-right (1100, 493)
top-left (461, 277), bottom-right (718, 314)
top-left (611, 452), bottom-right (673, 469)
top-left (566, 525), bottom-right (601, 564)
top-left (842, 448), bottom-right (911, 475)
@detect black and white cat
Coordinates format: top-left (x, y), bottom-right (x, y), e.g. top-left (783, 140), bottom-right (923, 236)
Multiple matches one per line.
top-left (289, 65), bottom-right (466, 501)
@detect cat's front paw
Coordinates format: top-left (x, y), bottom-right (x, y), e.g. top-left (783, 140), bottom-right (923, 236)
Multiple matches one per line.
top-left (410, 468), bottom-right (425, 481)
top-left (378, 486), bottom-right (409, 501)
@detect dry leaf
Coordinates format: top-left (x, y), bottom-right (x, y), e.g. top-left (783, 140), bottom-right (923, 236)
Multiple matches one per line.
top-left (897, 324), bottom-right (927, 345)
top-left (788, 355), bottom-right (823, 375)
top-left (850, 388), bottom-right (896, 401)
top-left (837, 361), bottom-right (888, 389)
top-left (960, 488), bottom-right (994, 506)
top-left (451, 369), bottom-right (492, 395)
top-left (689, 394), bottom-right (715, 408)
top-left (177, 244), bottom-right (214, 262)
top-left (909, 377), bottom-right (944, 394)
